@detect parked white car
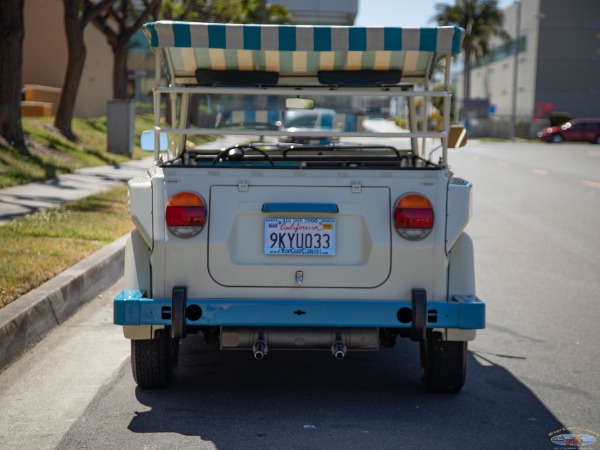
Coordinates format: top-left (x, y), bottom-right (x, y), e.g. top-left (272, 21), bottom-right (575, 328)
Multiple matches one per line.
top-left (279, 108), bottom-right (338, 145)
top-left (115, 21), bottom-right (484, 393)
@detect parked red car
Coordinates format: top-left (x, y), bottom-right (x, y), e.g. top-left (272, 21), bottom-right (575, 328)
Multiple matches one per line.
top-left (537, 118), bottom-right (600, 144)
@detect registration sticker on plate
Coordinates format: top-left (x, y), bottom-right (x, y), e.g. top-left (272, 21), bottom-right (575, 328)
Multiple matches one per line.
top-left (264, 218), bottom-right (336, 255)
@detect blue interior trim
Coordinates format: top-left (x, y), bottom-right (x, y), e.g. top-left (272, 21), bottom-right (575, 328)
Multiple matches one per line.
top-left (262, 203), bottom-right (339, 213)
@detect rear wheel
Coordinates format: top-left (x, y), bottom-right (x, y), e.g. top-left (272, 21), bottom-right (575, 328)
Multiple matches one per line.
top-left (551, 134), bottom-right (563, 143)
top-left (420, 334), bottom-right (467, 393)
top-left (131, 328), bottom-right (179, 389)
top-left (594, 135), bottom-right (600, 145)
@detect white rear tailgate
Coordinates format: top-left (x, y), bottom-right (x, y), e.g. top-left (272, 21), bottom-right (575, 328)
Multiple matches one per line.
top-left (208, 186), bottom-right (391, 288)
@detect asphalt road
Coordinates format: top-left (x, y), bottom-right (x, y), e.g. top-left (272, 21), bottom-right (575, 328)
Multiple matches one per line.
top-left (1, 140), bottom-right (599, 449)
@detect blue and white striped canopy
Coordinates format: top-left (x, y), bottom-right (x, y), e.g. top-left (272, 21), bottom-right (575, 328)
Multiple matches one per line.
top-left (144, 21), bottom-right (464, 84)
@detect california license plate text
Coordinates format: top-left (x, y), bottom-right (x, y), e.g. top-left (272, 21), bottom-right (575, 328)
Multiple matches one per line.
top-left (264, 218), bottom-right (336, 255)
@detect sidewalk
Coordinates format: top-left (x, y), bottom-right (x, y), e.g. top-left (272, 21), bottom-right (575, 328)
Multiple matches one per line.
top-left (0, 157), bottom-right (154, 372)
top-left (0, 157), bottom-right (154, 223)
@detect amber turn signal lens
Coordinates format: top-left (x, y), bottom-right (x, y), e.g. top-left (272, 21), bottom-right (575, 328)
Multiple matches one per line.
top-left (166, 192), bottom-right (206, 238)
top-left (394, 193), bottom-right (434, 240)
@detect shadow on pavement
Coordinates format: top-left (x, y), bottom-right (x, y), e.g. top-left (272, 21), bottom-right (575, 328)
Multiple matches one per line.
top-left (126, 334), bottom-right (564, 449)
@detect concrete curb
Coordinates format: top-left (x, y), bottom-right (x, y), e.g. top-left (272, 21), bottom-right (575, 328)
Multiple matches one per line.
top-left (0, 234), bottom-right (128, 373)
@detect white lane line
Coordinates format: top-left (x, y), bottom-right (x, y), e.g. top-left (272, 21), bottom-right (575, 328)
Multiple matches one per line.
top-left (582, 179), bottom-right (600, 189)
top-left (531, 168), bottom-right (549, 176)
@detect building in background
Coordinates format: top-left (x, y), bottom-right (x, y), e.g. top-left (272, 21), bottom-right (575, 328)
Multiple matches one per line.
top-left (23, 0), bottom-right (112, 118)
top-left (454, 0), bottom-right (600, 137)
top-left (275, 0), bottom-right (358, 25)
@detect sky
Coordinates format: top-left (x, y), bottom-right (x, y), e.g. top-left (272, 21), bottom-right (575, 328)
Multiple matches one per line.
top-left (355, 0), bottom-right (515, 28)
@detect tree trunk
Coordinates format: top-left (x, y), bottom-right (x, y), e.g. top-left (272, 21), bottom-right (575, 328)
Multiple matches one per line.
top-left (112, 40), bottom-right (129, 100)
top-left (463, 48), bottom-right (472, 101)
top-left (54, 0), bottom-right (86, 140)
top-left (0, 0), bottom-right (28, 155)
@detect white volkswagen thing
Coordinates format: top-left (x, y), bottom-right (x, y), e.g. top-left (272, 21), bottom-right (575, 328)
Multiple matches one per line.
top-left (114, 21), bottom-right (485, 393)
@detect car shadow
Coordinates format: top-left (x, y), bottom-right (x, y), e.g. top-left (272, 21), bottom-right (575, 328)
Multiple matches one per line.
top-left (128, 333), bottom-right (564, 449)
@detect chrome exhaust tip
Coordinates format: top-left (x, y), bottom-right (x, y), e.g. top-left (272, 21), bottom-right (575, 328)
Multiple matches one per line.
top-left (331, 334), bottom-right (347, 360)
top-left (253, 334), bottom-right (268, 360)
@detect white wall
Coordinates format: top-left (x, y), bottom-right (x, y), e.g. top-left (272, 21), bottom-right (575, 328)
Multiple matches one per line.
top-left (23, 0), bottom-right (113, 118)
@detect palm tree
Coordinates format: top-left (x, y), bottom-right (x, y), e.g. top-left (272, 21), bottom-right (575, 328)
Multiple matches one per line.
top-left (434, 0), bottom-right (510, 101)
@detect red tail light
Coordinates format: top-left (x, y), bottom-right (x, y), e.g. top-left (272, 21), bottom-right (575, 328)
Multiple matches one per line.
top-left (166, 192), bottom-right (206, 238)
top-left (394, 194), bottom-right (434, 240)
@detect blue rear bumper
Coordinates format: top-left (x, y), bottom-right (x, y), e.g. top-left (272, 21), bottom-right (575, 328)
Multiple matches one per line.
top-left (114, 290), bottom-right (485, 330)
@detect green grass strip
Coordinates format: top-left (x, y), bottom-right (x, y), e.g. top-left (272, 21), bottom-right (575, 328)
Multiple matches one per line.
top-left (0, 185), bottom-right (132, 308)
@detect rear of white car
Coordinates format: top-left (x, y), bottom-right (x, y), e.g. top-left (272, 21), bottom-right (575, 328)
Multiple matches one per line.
top-left (280, 108), bottom-right (338, 144)
top-left (115, 21), bottom-right (485, 393)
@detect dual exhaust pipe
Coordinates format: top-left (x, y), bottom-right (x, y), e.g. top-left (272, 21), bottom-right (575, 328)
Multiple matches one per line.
top-left (253, 337), bottom-right (268, 360)
top-left (251, 332), bottom-right (347, 360)
top-left (331, 339), bottom-right (347, 360)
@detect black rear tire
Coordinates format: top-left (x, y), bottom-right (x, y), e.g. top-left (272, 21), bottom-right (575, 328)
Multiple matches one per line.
top-left (420, 335), bottom-right (467, 393)
top-left (131, 328), bottom-right (179, 389)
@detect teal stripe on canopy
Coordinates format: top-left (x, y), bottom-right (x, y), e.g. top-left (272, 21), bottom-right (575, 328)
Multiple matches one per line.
top-left (173, 22), bottom-right (191, 47)
top-left (384, 28), bottom-right (402, 51)
top-left (419, 28), bottom-right (437, 52)
top-left (349, 28), bottom-right (367, 51)
top-left (279, 26), bottom-right (296, 51)
top-left (314, 27), bottom-right (331, 51)
top-left (244, 26), bottom-right (261, 50)
top-left (208, 24), bottom-right (226, 48)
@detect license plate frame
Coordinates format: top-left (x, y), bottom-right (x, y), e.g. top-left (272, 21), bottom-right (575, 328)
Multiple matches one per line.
top-left (264, 218), bottom-right (336, 256)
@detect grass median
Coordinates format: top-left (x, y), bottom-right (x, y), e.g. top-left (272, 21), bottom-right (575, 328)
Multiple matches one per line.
top-left (0, 185), bottom-right (133, 308)
top-left (0, 114), bottom-right (215, 310)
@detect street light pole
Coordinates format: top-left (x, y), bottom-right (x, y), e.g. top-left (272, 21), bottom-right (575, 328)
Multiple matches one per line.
top-left (261, 0), bottom-right (267, 23)
top-left (509, 0), bottom-right (522, 141)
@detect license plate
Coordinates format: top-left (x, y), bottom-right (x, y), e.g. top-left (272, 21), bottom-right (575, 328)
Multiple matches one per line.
top-left (264, 218), bottom-right (336, 255)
